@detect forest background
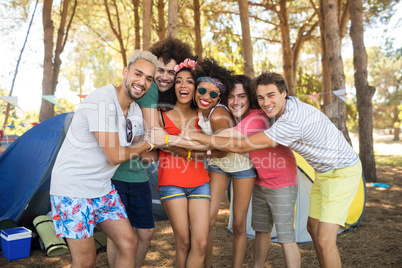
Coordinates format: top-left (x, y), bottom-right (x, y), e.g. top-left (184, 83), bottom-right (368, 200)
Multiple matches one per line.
top-left (0, 0), bottom-right (401, 183)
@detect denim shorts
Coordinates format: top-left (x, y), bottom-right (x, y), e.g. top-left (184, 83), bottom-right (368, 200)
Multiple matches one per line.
top-left (50, 184), bottom-right (127, 239)
top-left (112, 180), bottom-right (155, 229)
top-left (159, 182), bottom-right (211, 202)
top-left (207, 165), bottom-right (256, 179)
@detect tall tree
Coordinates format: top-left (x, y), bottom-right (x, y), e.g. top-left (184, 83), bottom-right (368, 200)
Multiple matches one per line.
top-left (133, 0), bottom-right (141, 49)
top-left (350, 0), bottom-right (376, 181)
top-left (237, 0), bottom-right (254, 77)
top-left (248, 0), bottom-right (318, 96)
top-left (40, 0), bottom-right (77, 122)
top-left (157, 0), bottom-right (166, 39)
top-left (310, 0), bottom-right (350, 107)
top-left (3, 0), bottom-right (39, 131)
top-left (193, 0), bottom-right (203, 59)
top-left (322, 0), bottom-right (351, 144)
top-left (104, 0), bottom-right (128, 66)
top-left (167, 0), bottom-right (178, 37)
top-left (142, 0), bottom-right (152, 50)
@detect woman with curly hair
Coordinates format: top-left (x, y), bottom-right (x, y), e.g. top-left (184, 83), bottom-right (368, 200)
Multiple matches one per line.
top-left (193, 59), bottom-right (257, 268)
top-left (156, 59), bottom-right (212, 268)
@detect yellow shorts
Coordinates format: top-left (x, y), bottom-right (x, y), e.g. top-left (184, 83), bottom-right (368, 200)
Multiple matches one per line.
top-left (309, 160), bottom-right (362, 226)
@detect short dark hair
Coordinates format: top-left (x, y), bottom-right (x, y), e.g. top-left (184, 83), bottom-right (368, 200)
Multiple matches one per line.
top-left (194, 58), bottom-right (235, 106)
top-left (232, 75), bottom-right (259, 110)
top-left (251, 72), bottom-right (289, 99)
top-left (149, 37), bottom-right (193, 65)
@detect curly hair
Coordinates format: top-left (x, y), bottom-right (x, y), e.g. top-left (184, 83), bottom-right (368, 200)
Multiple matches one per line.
top-left (149, 37), bottom-right (193, 65)
top-left (193, 58), bottom-right (235, 106)
top-left (232, 74), bottom-right (259, 110)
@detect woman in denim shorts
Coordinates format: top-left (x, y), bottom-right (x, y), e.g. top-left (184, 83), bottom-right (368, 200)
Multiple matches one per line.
top-left (156, 59), bottom-right (212, 268)
top-left (194, 65), bottom-right (257, 268)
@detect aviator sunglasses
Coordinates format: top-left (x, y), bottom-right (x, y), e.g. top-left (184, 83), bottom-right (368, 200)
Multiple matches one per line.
top-left (126, 119), bottom-right (132, 143)
top-left (197, 87), bottom-right (220, 99)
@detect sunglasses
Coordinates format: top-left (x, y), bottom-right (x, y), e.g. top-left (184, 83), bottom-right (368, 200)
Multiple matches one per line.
top-left (197, 87), bottom-right (220, 99)
top-left (126, 119), bottom-right (132, 143)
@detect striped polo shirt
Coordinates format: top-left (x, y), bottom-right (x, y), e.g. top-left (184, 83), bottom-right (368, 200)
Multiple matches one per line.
top-left (264, 97), bottom-right (359, 172)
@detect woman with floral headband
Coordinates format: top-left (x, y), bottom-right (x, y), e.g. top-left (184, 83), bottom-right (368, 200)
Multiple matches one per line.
top-left (156, 58), bottom-right (220, 268)
top-left (191, 58), bottom-right (256, 268)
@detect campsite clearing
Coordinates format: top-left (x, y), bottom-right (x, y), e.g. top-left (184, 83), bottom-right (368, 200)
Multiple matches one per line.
top-left (1, 164), bottom-right (401, 267)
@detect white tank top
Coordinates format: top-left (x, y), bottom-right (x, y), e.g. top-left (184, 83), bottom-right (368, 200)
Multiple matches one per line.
top-left (197, 104), bottom-right (254, 173)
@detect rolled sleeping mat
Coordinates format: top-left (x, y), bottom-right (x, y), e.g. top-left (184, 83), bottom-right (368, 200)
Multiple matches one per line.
top-left (33, 216), bottom-right (69, 257)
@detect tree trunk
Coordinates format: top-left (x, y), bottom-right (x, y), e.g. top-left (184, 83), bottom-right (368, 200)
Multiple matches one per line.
top-left (237, 0), bottom-right (254, 77)
top-left (157, 0), bottom-right (166, 40)
top-left (142, 0), bottom-right (152, 50)
top-left (323, 0), bottom-right (351, 144)
top-left (40, 0), bottom-right (75, 122)
top-left (193, 0), bottom-right (202, 60)
top-left (167, 0), bottom-right (178, 38)
top-left (339, 0), bottom-right (350, 39)
top-left (40, 0), bottom-right (56, 122)
top-left (393, 106), bottom-right (400, 141)
top-left (3, 0), bottom-right (39, 128)
top-left (318, 0), bottom-right (332, 108)
top-left (278, 0), bottom-right (294, 96)
top-left (104, 0), bottom-right (127, 66)
top-left (350, 0), bottom-right (377, 182)
top-left (133, 0), bottom-right (141, 49)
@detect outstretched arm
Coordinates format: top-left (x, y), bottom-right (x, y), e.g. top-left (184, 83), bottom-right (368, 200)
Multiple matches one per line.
top-left (186, 130), bottom-right (277, 154)
top-left (95, 132), bottom-right (151, 165)
top-left (147, 126), bottom-right (277, 153)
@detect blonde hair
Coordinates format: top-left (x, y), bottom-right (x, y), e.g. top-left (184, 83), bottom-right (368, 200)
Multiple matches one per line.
top-left (127, 50), bottom-right (159, 71)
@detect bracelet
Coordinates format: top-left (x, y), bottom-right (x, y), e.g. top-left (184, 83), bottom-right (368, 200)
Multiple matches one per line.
top-left (187, 150), bottom-right (192, 161)
top-left (165, 134), bottom-right (169, 146)
top-left (146, 141), bottom-right (154, 152)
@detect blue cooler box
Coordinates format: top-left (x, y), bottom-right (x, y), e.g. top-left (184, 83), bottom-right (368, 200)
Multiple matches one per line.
top-left (1, 227), bottom-right (32, 261)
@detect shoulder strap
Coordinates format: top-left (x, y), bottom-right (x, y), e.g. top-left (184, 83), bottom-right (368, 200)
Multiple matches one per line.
top-left (160, 110), bottom-right (165, 128)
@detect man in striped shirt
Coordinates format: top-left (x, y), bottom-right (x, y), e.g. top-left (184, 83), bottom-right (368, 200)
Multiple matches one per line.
top-left (149, 72), bottom-right (362, 268)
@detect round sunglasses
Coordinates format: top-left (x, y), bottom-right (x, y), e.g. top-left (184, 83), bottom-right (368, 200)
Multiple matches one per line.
top-left (197, 87), bottom-right (220, 99)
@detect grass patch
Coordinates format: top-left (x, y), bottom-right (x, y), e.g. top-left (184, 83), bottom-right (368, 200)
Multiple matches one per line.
top-left (375, 155), bottom-right (402, 167)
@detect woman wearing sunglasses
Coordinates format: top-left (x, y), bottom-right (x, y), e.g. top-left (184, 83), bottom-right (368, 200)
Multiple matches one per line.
top-left (193, 59), bottom-right (256, 268)
top-left (156, 58), bottom-right (216, 268)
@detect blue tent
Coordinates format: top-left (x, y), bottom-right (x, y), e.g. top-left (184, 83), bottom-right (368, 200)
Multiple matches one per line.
top-left (0, 112), bottom-right (167, 223)
top-left (0, 113), bottom-right (73, 223)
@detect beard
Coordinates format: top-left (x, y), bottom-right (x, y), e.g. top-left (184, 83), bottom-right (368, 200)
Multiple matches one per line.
top-left (125, 78), bottom-right (144, 100)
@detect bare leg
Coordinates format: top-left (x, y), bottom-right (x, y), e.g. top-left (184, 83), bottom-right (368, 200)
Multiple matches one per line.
top-left (135, 227), bottom-right (154, 268)
top-left (97, 218), bottom-right (137, 268)
top-left (231, 177), bottom-right (255, 268)
top-left (204, 171), bottom-right (231, 268)
top-left (163, 198), bottom-right (190, 268)
top-left (308, 217), bottom-right (341, 268)
top-left (307, 217), bottom-right (322, 266)
top-left (253, 232), bottom-right (271, 268)
top-left (66, 237), bottom-right (97, 268)
top-left (187, 198), bottom-right (210, 268)
top-left (317, 222), bottom-right (341, 268)
top-left (281, 242), bottom-right (301, 268)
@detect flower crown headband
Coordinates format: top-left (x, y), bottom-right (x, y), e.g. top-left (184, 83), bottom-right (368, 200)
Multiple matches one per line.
top-left (174, 58), bottom-right (197, 74)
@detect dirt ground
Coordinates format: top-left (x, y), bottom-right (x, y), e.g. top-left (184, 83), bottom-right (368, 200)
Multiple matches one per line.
top-left (1, 164), bottom-right (401, 268)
